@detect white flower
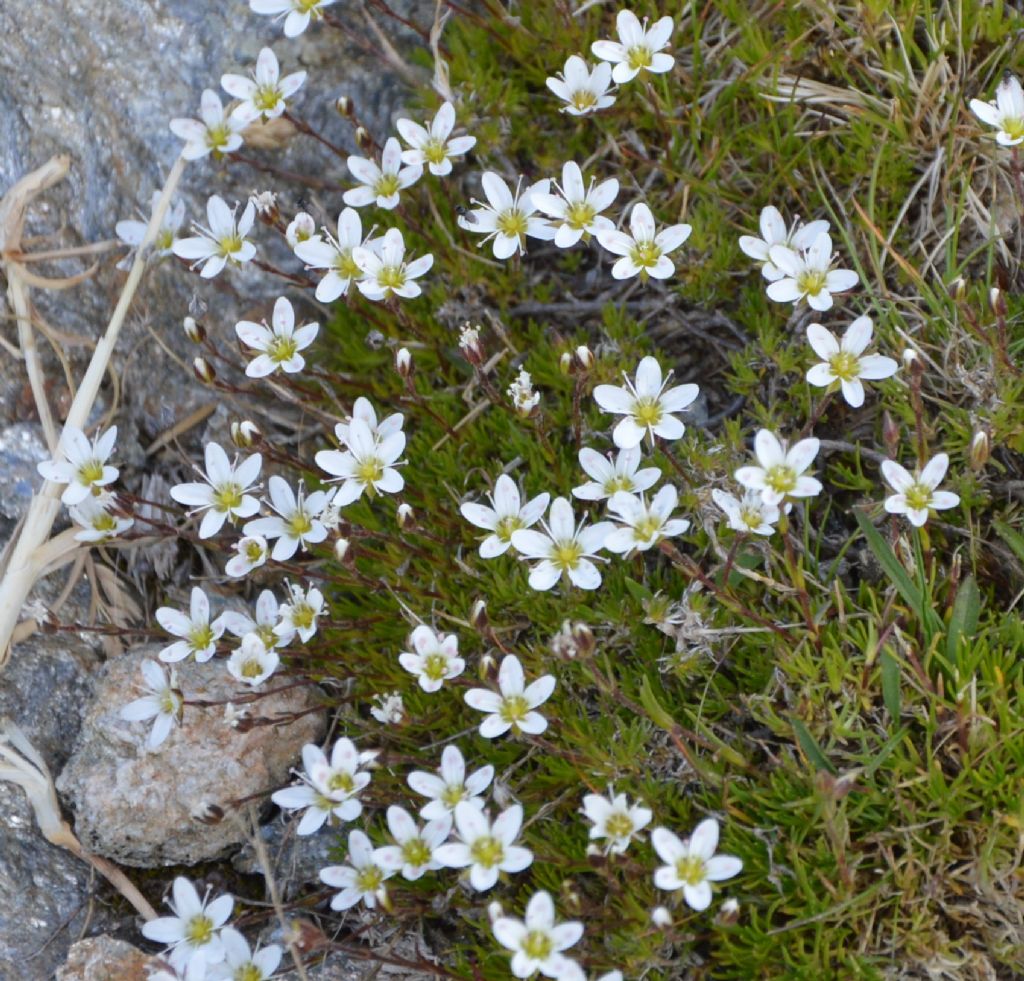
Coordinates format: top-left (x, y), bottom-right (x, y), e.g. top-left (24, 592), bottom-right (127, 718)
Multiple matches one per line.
top-left (320, 829), bottom-right (394, 910)
top-left (464, 654), bottom-right (556, 738)
top-left (271, 739), bottom-right (376, 834)
top-left (119, 659), bottom-right (182, 750)
top-left (591, 10), bottom-right (674, 84)
top-left (352, 227), bottom-right (434, 301)
top-left (225, 534), bottom-right (269, 578)
top-left (531, 162), bottom-right (618, 248)
top-left (435, 801), bottom-right (533, 891)
top-left (294, 208), bottom-right (378, 302)
top-left (227, 638), bottom-right (279, 688)
top-left (235, 296), bottom-right (319, 377)
top-left (805, 316), bottom-right (897, 408)
top-left (460, 474), bottom-right (550, 558)
top-left (221, 47), bottom-right (306, 123)
top-left (398, 625), bottom-right (465, 692)
top-left (375, 805), bottom-right (452, 881)
top-left (593, 355), bottom-right (699, 449)
top-left (396, 101), bottom-right (476, 176)
top-left (511, 497), bottom-right (614, 591)
top-left (249, 0), bottom-right (338, 37)
top-left (604, 485), bottom-right (689, 553)
top-left (170, 442), bottom-right (262, 539)
top-left (286, 212), bottom-right (318, 250)
top-left (765, 231), bottom-right (859, 311)
top-left (970, 75), bottom-right (1024, 146)
top-left (457, 173), bottom-right (555, 259)
top-left (492, 890), bottom-right (584, 980)
top-left (711, 488), bottom-right (779, 536)
top-left (172, 196), bottom-right (257, 279)
top-left (243, 476), bottom-right (328, 561)
top-left (508, 369), bottom-right (540, 416)
top-left (407, 745), bottom-right (494, 822)
top-left (652, 817), bottom-right (743, 910)
top-left (141, 876), bottom-right (233, 972)
top-left (546, 55), bottom-right (616, 116)
top-left (115, 191), bottom-right (186, 264)
top-left (169, 89), bottom-right (247, 161)
top-left (582, 788), bottom-right (652, 855)
top-left (596, 202), bottom-right (691, 280)
top-left (276, 583), bottom-right (324, 643)
top-left (734, 430), bottom-right (822, 507)
top-left (370, 692), bottom-right (405, 725)
top-left (737, 206), bottom-right (829, 282)
top-left (344, 137), bottom-right (421, 210)
top-left (37, 424), bottom-right (118, 506)
top-left (333, 396), bottom-right (405, 445)
top-left (156, 587), bottom-right (225, 664)
top-left (315, 417), bottom-right (405, 507)
top-left (222, 589), bottom-right (291, 650)
top-left (881, 453), bottom-right (960, 527)
top-left (209, 928), bottom-right (281, 981)
top-left (572, 445), bottom-right (660, 501)
top-left (69, 496), bottom-right (134, 542)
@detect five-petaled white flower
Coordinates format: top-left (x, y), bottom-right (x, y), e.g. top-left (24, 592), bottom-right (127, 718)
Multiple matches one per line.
top-left (227, 637), bottom-right (280, 687)
top-left (596, 202), bottom-right (691, 280)
top-left (407, 745), bottom-right (494, 822)
top-left (344, 137), bottom-right (422, 210)
top-left (169, 89), bottom-right (247, 161)
top-left (435, 801), bottom-right (533, 891)
top-left (604, 485), bottom-right (690, 553)
top-left (236, 296), bottom-right (319, 378)
top-left (69, 496), bottom-right (134, 543)
top-left (396, 101), bottom-right (476, 176)
top-left (119, 659), bottom-right (182, 750)
top-left (375, 805), bottom-right (452, 881)
top-left (249, 0), bottom-right (338, 37)
top-left (398, 625), bottom-right (465, 692)
top-left (735, 430), bottom-right (822, 507)
top-left (294, 208), bottom-right (379, 302)
top-left (594, 355), bottom-right (699, 449)
top-left (457, 173), bottom-right (555, 259)
top-left (320, 829), bottom-right (394, 910)
top-left (221, 589), bottom-right (291, 651)
top-left (591, 10), bottom-right (674, 84)
top-left (970, 74), bottom-right (1024, 146)
top-left (156, 587), bottom-right (226, 664)
top-left (316, 417), bottom-right (405, 507)
top-left (652, 817), bottom-right (743, 911)
top-left (572, 445), bottom-right (660, 502)
top-left (737, 206), bottom-right (829, 282)
top-left (225, 534), bottom-right (269, 579)
top-left (532, 162), bottom-right (618, 249)
top-left (286, 211), bottom-right (319, 249)
top-left (115, 191), bottom-right (186, 266)
top-left (805, 316), bottom-right (897, 408)
top-left (272, 739), bottom-right (376, 834)
top-left (464, 654), bottom-right (556, 738)
top-left (765, 231), bottom-right (859, 311)
top-left (210, 928), bottom-right (282, 981)
top-left (170, 442), bottom-right (262, 540)
top-left (881, 453), bottom-right (960, 527)
top-left (141, 876), bottom-right (233, 972)
top-left (172, 195), bottom-right (256, 279)
top-left (353, 227), bottom-right (434, 301)
top-left (333, 396), bottom-right (405, 445)
top-left (546, 55), bottom-right (616, 116)
top-left (38, 425), bottom-right (119, 505)
top-left (221, 46), bottom-right (306, 123)
top-left (276, 582), bottom-right (324, 643)
top-left (244, 476), bottom-right (328, 561)
top-left (460, 473), bottom-right (550, 558)
top-left (711, 488), bottom-right (780, 536)
top-left (582, 787), bottom-right (652, 855)
top-left (511, 497), bottom-right (614, 591)
top-left (492, 890), bottom-right (584, 980)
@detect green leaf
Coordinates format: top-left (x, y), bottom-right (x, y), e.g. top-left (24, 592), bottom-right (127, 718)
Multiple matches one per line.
top-left (790, 718), bottom-right (837, 774)
top-left (638, 675), bottom-right (677, 731)
top-left (945, 575), bottom-right (980, 668)
top-left (993, 519), bottom-right (1024, 568)
top-left (623, 577), bottom-right (654, 604)
top-left (880, 647), bottom-right (901, 721)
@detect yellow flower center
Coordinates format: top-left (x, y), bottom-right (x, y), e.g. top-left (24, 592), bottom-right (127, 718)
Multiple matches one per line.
top-left (495, 514), bottom-right (524, 542)
top-left (633, 515), bottom-right (662, 543)
top-left (469, 834), bottom-right (505, 868)
top-left (765, 464), bottom-right (797, 495)
top-left (268, 334), bottom-right (299, 365)
top-left (213, 482), bottom-right (243, 513)
top-left (605, 812), bottom-right (635, 839)
top-left (78, 459), bottom-right (105, 485)
top-left (356, 457), bottom-right (384, 485)
top-left (377, 265), bottom-right (406, 290)
top-left (1003, 116), bottom-right (1024, 141)
top-left (185, 913), bottom-right (215, 947)
top-left (499, 694), bottom-right (531, 725)
top-left (796, 269), bottom-right (828, 296)
top-left (496, 208), bottom-right (528, 239)
top-left (903, 482), bottom-right (933, 512)
top-left (827, 351), bottom-right (860, 382)
top-left (256, 624), bottom-right (277, 649)
top-left (91, 512), bottom-right (118, 534)
top-left (551, 540), bottom-right (583, 571)
top-left (155, 228), bottom-right (175, 251)
top-left (219, 233), bottom-right (244, 256)
top-left (188, 624), bottom-right (215, 653)
top-left (253, 84), bottom-right (281, 112)
top-left (628, 240), bottom-right (661, 270)
top-left (206, 124), bottom-right (231, 150)
top-left (423, 652), bottom-right (450, 681)
top-left (373, 173), bottom-right (401, 199)
top-left (240, 656), bottom-right (264, 679)
top-left (740, 506), bottom-right (765, 531)
top-left (236, 964), bottom-right (264, 981)
top-left (291, 602), bottom-right (315, 631)
top-left (286, 510), bottom-right (313, 538)
top-left (674, 855), bottom-right (707, 886)
top-left (570, 89), bottom-right (597, 111)
top-left (401, 837), bottom-right (432, 867)
top-left (422, 138), bottom-right (448, 165)
top-left (244, 540), bottom-right (265, 562)
top-left (564, 200), bottom-right (597, 230)
top-left (328, 770), bottom-right (355, 795)
top-left (355, 865), bottom-right (384, 893)
top-left (440, 783), bottom-right (466, 807)
top-left (159, 690), bottom-right (179, 715)
top-left (522, 930), bottom-right (554, 961)
top-left (604, 475), bottom-right (635, 494)
top-left (626, 44), bottom-right (653, 71)
top-left (633, 398), bottom-right (663, 428)
top-left (335, 249), bottom-right (363, 280)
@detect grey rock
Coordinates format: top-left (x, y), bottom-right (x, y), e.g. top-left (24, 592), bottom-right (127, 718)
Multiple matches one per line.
top-left (0, 422), bottom-right (50, 522)
top-left (57, 644), bottom-right (326, 867)
top-left (55, 934), bottom-right (154, 981)
top-left (232, 813), bottom-right (341, 900)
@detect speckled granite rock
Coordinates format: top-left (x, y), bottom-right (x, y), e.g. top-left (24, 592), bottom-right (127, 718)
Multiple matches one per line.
top-left (55, 935), bottom-right (153, 981)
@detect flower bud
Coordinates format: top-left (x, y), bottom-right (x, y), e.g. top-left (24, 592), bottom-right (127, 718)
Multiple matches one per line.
top-left (285, 212), bottom-right (317, 248)
top-left (479, 652), bottom-right (496, 679)
top-left (459, 323), bottom-right (483, 366)
top-left (335, 95), bottom-right (352, 117)
top-left (192, 356), bottom-right (216, 384)
top-left (571, 622), bottom-right (595, 658)
top-left (334, 537), bottom-right (351, 562)
top-left (651, 906), bottom-right (673, 928)
top-left (716, 897), bottom-right (741, 926)
top-left (397, 502), bottom-right (415, 530)
top-left (575, 345), bottom-right (594, 370)
top-left (969, 430), bottom-right (990, 470)
top-left (949, 276), bottom-right (967, 302)
top-left (487, 901), bottom-right (503, 923)
top-left (183, 316), bottom-right (204, 343)
top-left (355, 126), bottom-right (372, 151)
top-left (470, 598), bottom-right (488, 632)
top-left (881, 411), bottom-right (900, 458)
top-left (395, 346), bottom-right (413, 379)
top-left (559, 351), bottom-right (573, 375)
top-left (990, 286), bottom-right (1007, 316)
top-left (902, 348), bottom-right (923, 376)
top-left (231, 420), bottom-right (261, 448)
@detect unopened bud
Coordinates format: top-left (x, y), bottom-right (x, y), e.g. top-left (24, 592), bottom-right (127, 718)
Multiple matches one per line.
top-left (395, 347), bottom-right (413, 379)
top-left (397, 502), bottom-right (415, 530)
top-left (902, 348), bottom-right (922, 373)
top-left (575, 345), bottom-right (594, 370)
top-left (487, 901), bottom-right (503, 923)
top-left (990, 286), bottom-right (1007, 316)
top-left (459, 323), bottom-right (483, 365)
top-left (969, 430), bottom-right (990, 470)
top-left (285, 212), bottom-right (317, 248)
top-left (354, 126), bottom-right (372, 151)
top-left (335, 95), bottom-right (352, 117)
top-left (193, 356), bottom-right (216, 384)
top-left (571, 622), bottom-right (595, 658)
top-left (559, 351), bottom-right (573, 375)
top-left (231, 420), bottom-right (261, 448)
top-left (470, 599), bottom-right (488, 631)
top-left (949, 276), bottom-right (967, 302)
top-left (334, 537), bottom-right (351, 562)
top-left (651, 906), bottom-right (673, 928)
top-left (716, 897), bottom-right (741, 926)
top-left (479, 652), bottom-right (496, 679)
top-left (881, 411), bottom-right (900, 458)
top-left (183, 316), bottom-right (204, 343)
